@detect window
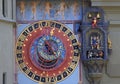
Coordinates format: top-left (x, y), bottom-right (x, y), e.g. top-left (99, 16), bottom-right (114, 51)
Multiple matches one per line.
top-left (3, 72), bottom-right (7, 84)
top-left (2, 0), bottom-right (7, 17)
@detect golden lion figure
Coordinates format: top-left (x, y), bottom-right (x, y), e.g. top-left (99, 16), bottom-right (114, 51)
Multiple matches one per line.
top-left (108, 37), bottom-right (112, 49)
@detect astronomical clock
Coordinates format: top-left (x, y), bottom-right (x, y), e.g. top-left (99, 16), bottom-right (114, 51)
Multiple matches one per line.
top-left (16, 21), bottom-right (80, 83)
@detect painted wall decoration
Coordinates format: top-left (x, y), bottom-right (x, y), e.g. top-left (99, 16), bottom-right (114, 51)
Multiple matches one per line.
top-left (16, 0), bottom-right (82, 21)
top-left (16, 0), bottom-right (90, 84)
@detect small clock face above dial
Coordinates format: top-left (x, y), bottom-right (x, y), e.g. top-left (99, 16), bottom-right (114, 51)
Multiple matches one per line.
top-left (16, 20), bottom-right (80, 83)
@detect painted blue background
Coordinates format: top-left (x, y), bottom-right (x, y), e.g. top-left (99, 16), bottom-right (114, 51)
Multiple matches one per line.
top-left (16, 0), bottom-right (82, 21)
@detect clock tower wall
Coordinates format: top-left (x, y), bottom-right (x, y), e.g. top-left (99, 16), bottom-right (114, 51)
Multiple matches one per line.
top-left (0, 21), bottom-right (16, 84)
top-left (89, 0), bottom-right (120, 84)
top-left (0, 0), bottom-right (16, 83)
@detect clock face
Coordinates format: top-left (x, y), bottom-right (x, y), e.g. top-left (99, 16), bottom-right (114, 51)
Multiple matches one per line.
top-left (16, 20), bottom-right (80, 83)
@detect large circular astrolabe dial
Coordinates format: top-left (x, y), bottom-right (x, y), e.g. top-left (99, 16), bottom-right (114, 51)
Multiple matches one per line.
top-left (16, 21), bottom-right (80, 83)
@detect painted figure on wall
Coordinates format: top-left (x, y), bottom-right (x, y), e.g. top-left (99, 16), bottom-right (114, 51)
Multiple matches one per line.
top-left (73, 1), bottom-right (79, 19)
top-left (31, 1), bottom-right (38, 20)
top-left (19, 1), bottom-right (25, 19)
top-left (44, 1), bottom-right (52, 19)
top-left (17, 0), bottom-right (82, 21)
top-left (55, 0), bottom-right (66, 19)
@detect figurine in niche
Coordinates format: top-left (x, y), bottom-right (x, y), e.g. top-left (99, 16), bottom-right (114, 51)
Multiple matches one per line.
top-left (55, 0), bottom-right (66, 19)
top-left (108, 37), bottom-right (112, 49)
top-left (92, 17), bottom-right (97, 28)
top-left (19, 1), bottom-right (25, 19)
top-left (44, 1), bottom-right (52, 19)
top-left (87, 50), bottom-right (93, 58)
top-left (31, 1), bottom-right (38, 20)
top-left (91, 35), bottom-right (100, 50)
top-left (108, 37), bottom-right (112, 54)
top-left (87, 50), bottom-right (104, 59)
top-left (87, 50), bottom-right (98, 58)
top-left (88, 13), bottom-right (101, 28)
top-left (98, 50), bottom-right (104, 58)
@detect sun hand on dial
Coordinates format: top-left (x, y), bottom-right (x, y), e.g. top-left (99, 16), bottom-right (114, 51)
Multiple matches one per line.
top-left (44, 40), bottom-right (56, 55)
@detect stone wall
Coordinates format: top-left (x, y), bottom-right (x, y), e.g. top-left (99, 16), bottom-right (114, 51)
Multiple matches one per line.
top-left (91, 0), bottom-right (120, 84)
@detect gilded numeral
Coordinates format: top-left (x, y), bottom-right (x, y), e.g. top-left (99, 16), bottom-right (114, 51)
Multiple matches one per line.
top-left (25, 69), bottom-right (30, 74)
top-left (57, 75), bottom-right (62, 81)
top-left (73, 56), bottom-right (79, 62)
top-left (55, 23), bottom-right (61, 29)
top-left (34, 75), bottom-right (40, 81)
top-left (28, 26), bottom-right (33, 32)
top-left (50, 22), bottom-right (56, 28)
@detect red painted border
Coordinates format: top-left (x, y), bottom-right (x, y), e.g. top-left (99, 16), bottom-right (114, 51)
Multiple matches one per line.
top-left (22, 28), bottom-right (74, 77)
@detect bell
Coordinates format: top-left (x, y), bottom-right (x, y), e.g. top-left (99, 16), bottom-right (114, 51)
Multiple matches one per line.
top-left (88, 13), bottom-right (92, 19)
top-left (97, 13), bottom-right (100, 19)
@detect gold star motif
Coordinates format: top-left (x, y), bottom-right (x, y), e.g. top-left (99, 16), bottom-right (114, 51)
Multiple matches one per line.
top-left (35, 71), bottom-right (37, 74)
top-left (63, 34), bottom-right (66, 36)
top-left (67, 39), bottom-right (70, 41)
top-left (70, 56), bottom-right (72, 59)
top-left (29, 34), bottom-right (32, 36)
top-left (25, 38), bottom-right (28, 41)
top-left (64, 67), bottom-right (66, 70)
top-left (53, 73), bottom-right (56, 76)
top-left (23, 44), bottom-right (26, 47)
top-left (40, 28), bottom-right (42, 30)
top-left (59, 71), bottom-right (61, 74)
top-left (30, 67), bottom-right (32, 70)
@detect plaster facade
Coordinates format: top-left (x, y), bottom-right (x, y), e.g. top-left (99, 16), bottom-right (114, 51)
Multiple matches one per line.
top-left (0, 0), bottom-right (16, 84)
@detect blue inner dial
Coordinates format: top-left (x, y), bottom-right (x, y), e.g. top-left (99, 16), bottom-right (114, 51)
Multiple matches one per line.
top-left (37, 35), bottom-right (65, 60)
top-left (30, 35), bottom-right (66, 69)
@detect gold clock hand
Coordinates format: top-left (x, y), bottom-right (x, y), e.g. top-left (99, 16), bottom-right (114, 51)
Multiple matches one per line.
top-left (45, 41), bottom-right (55, 55)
